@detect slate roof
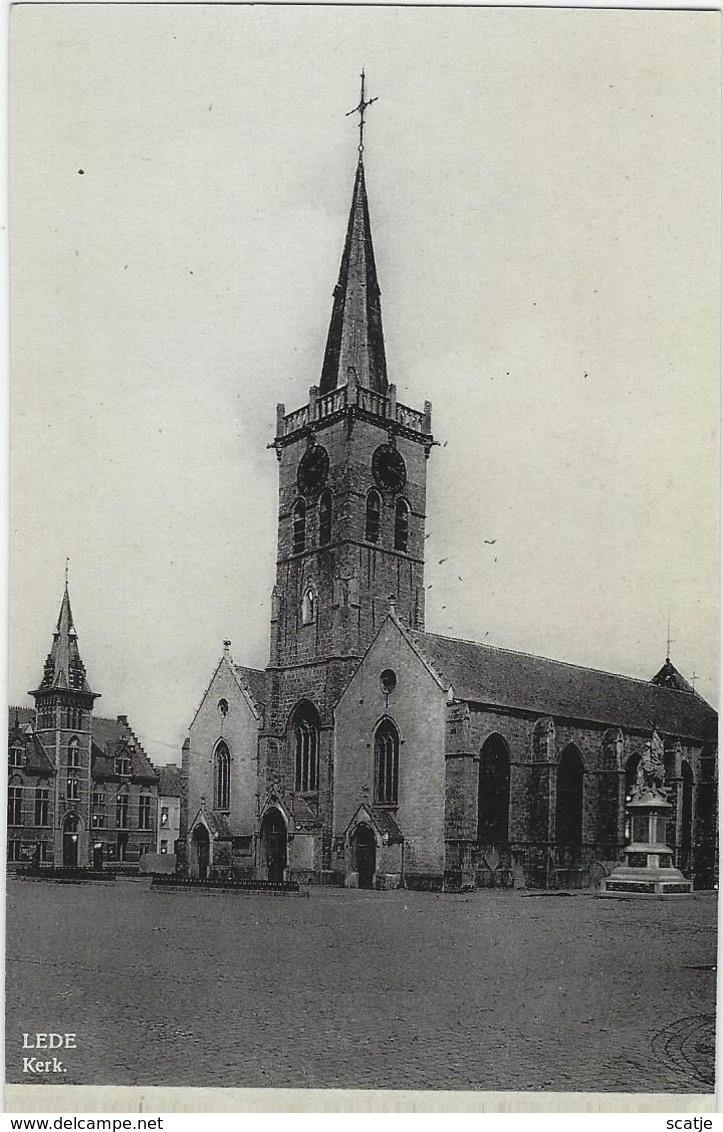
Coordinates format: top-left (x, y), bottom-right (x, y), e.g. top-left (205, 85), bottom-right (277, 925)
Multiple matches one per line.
top-left (232, 665), bottom-right (268, 711)
top-left (87, 717), bottom-right (158, 782)
top-left (319, 156), bottom-right (388, 395)
top-left (31, 584), bottom-right (95, 696)
top-left (408, 630), bottom-right (717, 743)
top-left (158, 763), bottom-right (181, 798)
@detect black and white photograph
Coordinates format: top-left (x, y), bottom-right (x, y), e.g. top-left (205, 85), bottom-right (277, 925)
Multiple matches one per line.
top-left (6, 3), bottom-right (720, 1112)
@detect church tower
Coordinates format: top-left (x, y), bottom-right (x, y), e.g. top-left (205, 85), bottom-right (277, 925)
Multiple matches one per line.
top-left (258, 81), bottom-right (434, 875)
top-left (30, 579), bottom-right (99, 866)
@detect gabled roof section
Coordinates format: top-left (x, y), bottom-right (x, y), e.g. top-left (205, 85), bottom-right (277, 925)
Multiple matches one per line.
top-left (232, 665), bottom-right (268, 715)
top-left (344, 802), bottom-right (404, 845)
top-left (408, 630), bottom-right (717, 744)
top-left (650, 658), bottom-right (697, 695)
top-left (31, 583), bottom-right (96, 698)
top-left (188, 653), bottom-right (267, 732)
top-left (319, 157), bottom-right (388, 395)
top-left (158, 763), bottom-right (182, 797)
top-left (91, 715), bottom-right (159, 783)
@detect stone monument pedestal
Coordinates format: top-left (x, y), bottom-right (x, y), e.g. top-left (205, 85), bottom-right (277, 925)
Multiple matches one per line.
top-left (599, 795), bottom-right (692, 899)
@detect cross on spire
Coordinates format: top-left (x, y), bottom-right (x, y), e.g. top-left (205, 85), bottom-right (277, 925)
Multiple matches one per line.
top-left (666, 609), bottom-right (674, 660)
top-left (346, 69), bottom-right (378, 155)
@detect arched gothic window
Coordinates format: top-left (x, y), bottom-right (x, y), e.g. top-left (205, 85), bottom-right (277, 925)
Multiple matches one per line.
top-left (556, 745), bottom-right (584, 846)
top-left (681, 760), bottom-right (694, 858)
top-left (214, 741), bottom-right (231, 811)
top-left (477, 735), bottom-right (511, 843)
top-left (624, 753), bottom-right (641, 840)
top-left (68, 737), bottom-right (80, 768)
top-left (365, 490), bottom-right (381, 544)
top-left (375, 719), bottom-right (400, 805)
top-left (301, 588), bottom-right (316, 625)
top-left (292, 702), bottom-right (320, 793)
top-left (394, 498), bottom-right (410, 552)
top-left (292, 499), bottom-right (306, 555)
top-left (319, 489), bottom-right (332, 547)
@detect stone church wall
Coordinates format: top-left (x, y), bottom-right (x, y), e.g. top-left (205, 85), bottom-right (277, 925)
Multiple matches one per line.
top-left (443, 703), bottom-right (715, 889)
top-left (333, 619), bottom-right (447, 880)
top-left (186, 661), bottom-right (259, 840)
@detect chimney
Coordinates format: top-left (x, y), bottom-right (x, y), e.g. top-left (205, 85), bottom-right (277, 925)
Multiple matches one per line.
top-left (117, 714), bottom-right (128, 726)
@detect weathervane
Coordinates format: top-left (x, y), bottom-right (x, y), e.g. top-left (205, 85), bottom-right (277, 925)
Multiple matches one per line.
top-left (346, 69), bottom-right (378, 155)
top-left (65, 557), bottom-right (70, 588)
top-left (666, 609), bottom-right (674, 660)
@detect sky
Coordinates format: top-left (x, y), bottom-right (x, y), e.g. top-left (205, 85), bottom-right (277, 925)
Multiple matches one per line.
top-left (10, 5), bottom-right (720, 763)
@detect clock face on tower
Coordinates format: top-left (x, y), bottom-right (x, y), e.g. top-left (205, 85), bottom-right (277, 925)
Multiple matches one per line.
top-left (296, 444), bottom-right (329, 496)
top-left (372, 444), bottom-right (407, 493)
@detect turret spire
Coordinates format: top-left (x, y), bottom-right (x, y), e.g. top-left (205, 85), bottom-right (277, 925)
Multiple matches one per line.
top-left (32, 576), bottom-right (94, 695)
top-left (319, 75), bottom-right (388, 395)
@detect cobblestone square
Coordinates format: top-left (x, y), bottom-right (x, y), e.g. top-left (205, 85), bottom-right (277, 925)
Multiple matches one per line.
top-left (6, 879), bottom-right (717, 1093)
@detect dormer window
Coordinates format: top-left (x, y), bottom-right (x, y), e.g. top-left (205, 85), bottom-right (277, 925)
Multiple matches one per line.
top-left (9, 743), bottom-right (23, 770)
top-left (115, 752), bottom-right (131, 777)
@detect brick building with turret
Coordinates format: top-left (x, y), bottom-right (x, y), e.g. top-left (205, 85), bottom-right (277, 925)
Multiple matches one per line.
top-left (7, 584), bottom-right (158, 869)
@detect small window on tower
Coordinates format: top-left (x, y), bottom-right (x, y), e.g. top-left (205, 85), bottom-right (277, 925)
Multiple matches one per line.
top-left (366, 490), bottom-right (381, 543)
top-left (394, 498), bottom-right (410, 552)
top-left (292, 499), bottom-right (306, 555)
top-left (319, 489), bottom-right (332, 547)
top-left (301, 588), bottom-right (317, 625)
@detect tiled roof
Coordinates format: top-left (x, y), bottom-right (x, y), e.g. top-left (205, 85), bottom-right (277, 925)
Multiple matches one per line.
top-left (158, 764), bottom-right (181, 797)
top-left (408, 630), bottom-right (717, 743)
top-left (232, 665), bottom-right (268, 711)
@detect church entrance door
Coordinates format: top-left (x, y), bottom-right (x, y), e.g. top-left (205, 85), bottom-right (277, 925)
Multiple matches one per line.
top-left (352, 824), bottom-right (376, 890)
top-left (261, 809), bottom-right (287, 883)
top-left (192, 825), bottom-right (210, 880)
top-left (62, 813), bottom-right (80, 868)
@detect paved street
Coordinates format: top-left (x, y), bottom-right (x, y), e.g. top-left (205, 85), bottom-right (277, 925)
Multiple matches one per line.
top-left (6, 879), bottom-right (716, 1093)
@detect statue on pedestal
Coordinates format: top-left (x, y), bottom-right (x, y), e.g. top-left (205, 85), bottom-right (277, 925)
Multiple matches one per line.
top-left (633, 729), bottom-right (667, 802)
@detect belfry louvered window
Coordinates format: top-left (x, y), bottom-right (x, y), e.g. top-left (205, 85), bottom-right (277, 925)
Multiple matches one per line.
top-left (366, 490), bottom-right (381, 543)
top-left (292, 499), bottom-right (306, 554)
top-left (394, 498), bottom-right (410, 552)
top-left (319, 489), bottom-right (332, 546)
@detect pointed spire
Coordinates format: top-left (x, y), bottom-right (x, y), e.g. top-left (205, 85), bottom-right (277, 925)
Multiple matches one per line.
top-left (319, 141), bottom-right (388, 394)
top-left (31, 574), bottom-right (95, 696)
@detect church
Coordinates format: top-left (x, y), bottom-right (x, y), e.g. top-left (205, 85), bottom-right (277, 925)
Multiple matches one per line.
top-left (179, 103), bottom-right (718, 892)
